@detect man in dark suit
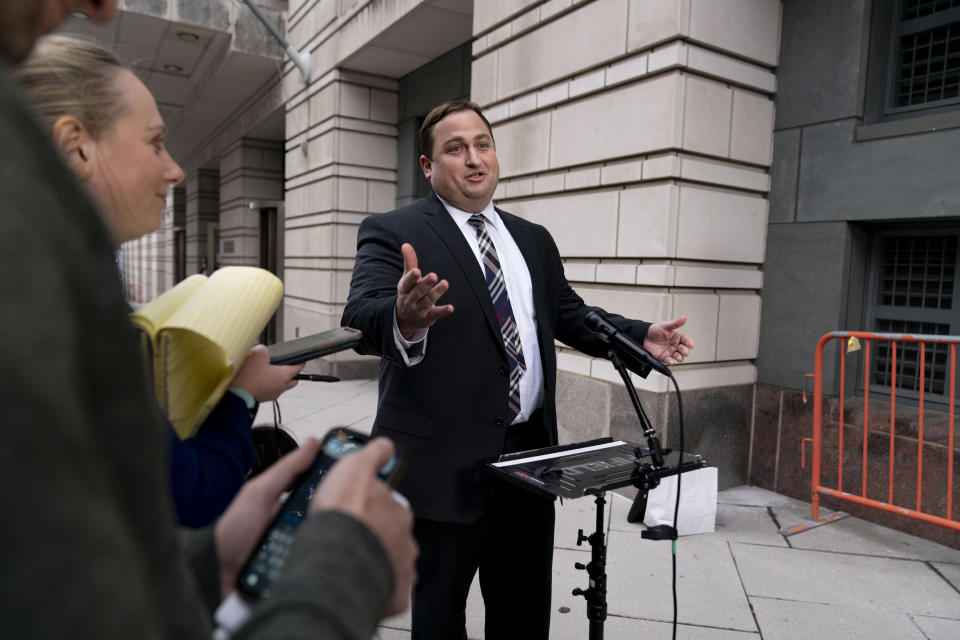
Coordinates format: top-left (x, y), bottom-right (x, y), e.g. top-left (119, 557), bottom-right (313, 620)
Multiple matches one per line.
top-left (342, 100), bottom-right (693, 639)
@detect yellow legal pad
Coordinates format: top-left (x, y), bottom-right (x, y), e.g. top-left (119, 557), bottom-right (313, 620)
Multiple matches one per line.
top-left (131, 267), bottom-right (283, 439)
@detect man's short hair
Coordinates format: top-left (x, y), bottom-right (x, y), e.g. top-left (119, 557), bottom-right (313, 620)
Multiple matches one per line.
top-left (418, 100), bottom-right (494, 159)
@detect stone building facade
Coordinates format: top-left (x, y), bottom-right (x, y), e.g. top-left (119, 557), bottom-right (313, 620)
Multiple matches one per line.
top-left (66, 2), bottom-right (960, 545)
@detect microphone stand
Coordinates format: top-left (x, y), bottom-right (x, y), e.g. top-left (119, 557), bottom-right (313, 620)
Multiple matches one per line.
top-left (572, 347), bottom-right (670, 640)
top-left (606, 347), bottom-right (675, 526)
top-left (608, 348), bottom-right (665, 468)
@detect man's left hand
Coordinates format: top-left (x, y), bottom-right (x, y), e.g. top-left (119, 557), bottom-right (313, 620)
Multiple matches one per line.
top-left (643, 316), bottom-right (694, 365)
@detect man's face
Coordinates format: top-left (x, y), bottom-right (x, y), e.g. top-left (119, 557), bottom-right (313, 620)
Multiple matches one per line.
top-left (420, 109), bottom-right (499, 214)
top-left (0, 0), bottom-right (117, 62)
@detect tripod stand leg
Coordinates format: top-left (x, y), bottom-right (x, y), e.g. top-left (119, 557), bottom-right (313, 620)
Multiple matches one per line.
top-left (626, 489), bottom-right (648, 523)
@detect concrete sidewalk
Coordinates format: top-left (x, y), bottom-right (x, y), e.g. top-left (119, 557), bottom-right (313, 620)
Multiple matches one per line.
top-left (257, 379), bottom-right (960, 640)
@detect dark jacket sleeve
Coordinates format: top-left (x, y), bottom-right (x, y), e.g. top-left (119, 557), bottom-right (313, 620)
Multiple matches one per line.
top-left (235, 511), bottom-right (395, 640)
top-left (169, 392), bottom-right (255, 528)
top-left (341, 214), bottom-right (406, 364)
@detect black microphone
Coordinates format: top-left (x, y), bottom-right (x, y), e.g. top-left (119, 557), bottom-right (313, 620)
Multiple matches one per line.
top-left (585, 310), bottom-right (672, 377)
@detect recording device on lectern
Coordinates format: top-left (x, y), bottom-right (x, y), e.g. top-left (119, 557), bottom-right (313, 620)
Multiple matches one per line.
top-left (237, 427), bottom-right (405, 600)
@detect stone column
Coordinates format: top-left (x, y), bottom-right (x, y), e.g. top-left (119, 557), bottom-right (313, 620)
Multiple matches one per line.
top-left (283, 70), bottom-right (398, 376)
top-left (218, 137), bottom-right (285, 267)
top-left (184, 168), bottom-right (220, 275)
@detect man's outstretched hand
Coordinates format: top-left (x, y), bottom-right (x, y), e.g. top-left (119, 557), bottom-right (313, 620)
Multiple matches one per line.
top-left (643, 316), bottom-right (694, 365)
top-left (395, 243), bottom-right (454, 340)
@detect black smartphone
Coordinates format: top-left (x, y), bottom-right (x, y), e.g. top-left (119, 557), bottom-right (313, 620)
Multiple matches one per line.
top-left (267, 327), bottom-right (363, 365)
top-left (236, 427), bottom-right (404, 600)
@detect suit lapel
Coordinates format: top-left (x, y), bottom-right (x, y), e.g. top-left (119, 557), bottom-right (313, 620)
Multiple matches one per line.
top-left (422, 194), bottom-right (504, 356)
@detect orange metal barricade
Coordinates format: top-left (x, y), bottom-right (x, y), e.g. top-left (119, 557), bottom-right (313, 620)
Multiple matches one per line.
top-left (809, 331), bottom-right (959, 532)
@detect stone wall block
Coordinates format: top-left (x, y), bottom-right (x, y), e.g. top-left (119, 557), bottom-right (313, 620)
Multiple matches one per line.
top-left (682, 75), bottom-right (732, 157)
top-left (750, 383), bottom-right (781, 489)
top-left (665, 384), bottom-right (754, 489)
top-left (672, 292), bottom-right (719, 362)
top-left (676, 185), bottom-right (767, 263)
top-left (549, 73), bottom-right (681, 169)
top-left (716, 293), bottom-right (762, 360)
top-left (474, 0), bottom-right (541, 35)
top-left (370, 89), bottom-right (398, 123)
top-left (471, 50), bottom-right (499, 107)
top-left (337, 130), bottom-right (396, 169)
top-left (309, 84), bottom-right (338, 123)
top-left (556, 371), bottom-right (613, 444)
top-left (562, 261), bottom-right (597, 282)
top-left (284, 225), bottom-right (335, 257)
top-left (730, 89), bottom-right (775, 165)
top-left (496, 0), bottom-right (628, 99)
top-left (595, 264), bottom-right (637, 284)
top-left (576, 285), bottom-right (673, 325)
top-left (336, 177), bottom-right (368, 212)
top-left (493, 111), bottom-right (551, 177)
top-left (688, 0), bottom-right (781, 66)
top-left (339, 83), bottom-right (372, 120)
top-left (774, 388), bottom-right (816, 501)
top-left (367, 180), bottom-right (396, 213)
top-left (618, 183), bottom-right (679, 258)
top-left (506, 190), bottom-right (620, 256)
top-left (627, 0), bottom-right (688, 52)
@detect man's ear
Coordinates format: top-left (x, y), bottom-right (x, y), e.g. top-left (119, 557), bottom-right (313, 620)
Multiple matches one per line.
top-left (51, 115), bottom-right (93, 177)
top-left (419, 154), bottom-right (432, 180)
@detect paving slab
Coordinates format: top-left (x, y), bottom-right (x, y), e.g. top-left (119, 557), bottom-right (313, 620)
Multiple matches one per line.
top-left (710, 503), bottom-right (789, 547)
top-left (932, 560), bottom-right (960, 590)
top-left (254, 378), bottom-right (377, 430)
top-left (911, 614), bottom-right (960, 640)
top-left (603, 617), bottom-right (759, 639)
top-left (548, 548), bottom-right (608, 640)
top-left (731, 542), bottom-right (960, 617)
top-left (772, 502), bottom-right (960, 563)
top-left (717, 486), bottom-right (809, 509)
top-left (750, 596), bottom-right (926, 640)
top-left (605, 529), bottom-right (757, 632)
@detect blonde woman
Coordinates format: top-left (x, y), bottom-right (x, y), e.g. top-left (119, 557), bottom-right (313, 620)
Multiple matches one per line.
top-left (16, 35), bottom-right (304, 526)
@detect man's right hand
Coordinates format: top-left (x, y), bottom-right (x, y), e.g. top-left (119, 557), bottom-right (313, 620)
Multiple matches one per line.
top-left (395, 243), bottom-right (454, 340)
top-left (309, 437), bottom-right (418, 615)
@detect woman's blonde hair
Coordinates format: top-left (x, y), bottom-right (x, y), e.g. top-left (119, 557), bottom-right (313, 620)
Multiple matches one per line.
top-left (14, 34), bottom-right (128, 138)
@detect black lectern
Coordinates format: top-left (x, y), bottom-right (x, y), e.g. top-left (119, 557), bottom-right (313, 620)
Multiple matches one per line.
top-left (490, 438), bottom-right (703, 640)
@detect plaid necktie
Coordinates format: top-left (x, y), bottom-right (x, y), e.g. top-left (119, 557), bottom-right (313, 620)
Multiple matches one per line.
top-left (467, 214), bottom-right (526, 424)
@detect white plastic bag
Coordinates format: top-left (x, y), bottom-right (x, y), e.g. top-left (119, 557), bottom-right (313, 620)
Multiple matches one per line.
top-left (642, 466), bottom-right (717, 536)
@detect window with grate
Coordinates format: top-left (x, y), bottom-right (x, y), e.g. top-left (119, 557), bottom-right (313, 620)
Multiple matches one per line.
top-left (866, 231), bottom-right (960, 401)
top-left (872, 319), bottom-right (952, 395)
top-left (889, 1), bottom-right (960, 111)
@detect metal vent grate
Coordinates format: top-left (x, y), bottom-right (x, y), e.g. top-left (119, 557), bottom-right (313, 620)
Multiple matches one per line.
top-left (878, 235), bottom-right (956, 308)
top-left (873, 319), bottom-right (951, 395)
top-left (902, 0), bottom-right (960, 20)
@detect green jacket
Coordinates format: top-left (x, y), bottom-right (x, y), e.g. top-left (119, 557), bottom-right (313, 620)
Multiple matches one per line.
top-left (0, 62), bottom-right (392, 639)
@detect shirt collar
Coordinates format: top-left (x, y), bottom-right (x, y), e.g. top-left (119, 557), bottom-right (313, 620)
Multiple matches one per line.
top-left (436, 194), bottom-right (500, 231)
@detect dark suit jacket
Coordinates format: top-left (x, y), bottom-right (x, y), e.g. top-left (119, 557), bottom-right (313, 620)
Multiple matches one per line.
top-left (342, 193), bottom-right (651, 523)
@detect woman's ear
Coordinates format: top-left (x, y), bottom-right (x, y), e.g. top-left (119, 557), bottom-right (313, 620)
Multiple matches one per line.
top-left (51, 115), bottom-right (93, 180)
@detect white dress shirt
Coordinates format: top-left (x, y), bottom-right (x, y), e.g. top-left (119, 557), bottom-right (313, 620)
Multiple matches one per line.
top-left (392, 196), bottom-right (544, 423)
